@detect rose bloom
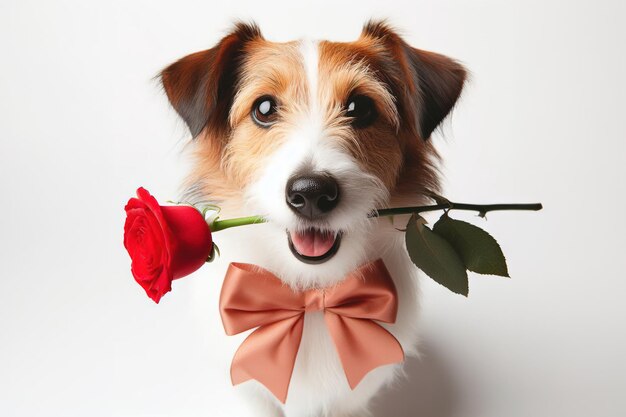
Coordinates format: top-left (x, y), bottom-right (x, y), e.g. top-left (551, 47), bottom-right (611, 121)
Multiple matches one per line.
top-left (123, 187), bottom-right (213, 303)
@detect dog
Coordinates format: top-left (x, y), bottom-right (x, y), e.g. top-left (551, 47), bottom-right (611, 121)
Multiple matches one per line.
top-left (160, 20), bottom-right (466, 417)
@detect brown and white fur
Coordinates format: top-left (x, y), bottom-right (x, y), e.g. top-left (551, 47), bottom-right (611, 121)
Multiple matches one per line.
top-left (160, 21), bottom-right (466, 417)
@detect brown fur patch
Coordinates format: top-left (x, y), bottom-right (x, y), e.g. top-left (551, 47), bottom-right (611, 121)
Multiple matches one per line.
top-left (182, 36), bottom-right (312, 211)
top-left (317, 38), bottom-right (444, 207)
top-left (223, 40), bottom-right (308, 190)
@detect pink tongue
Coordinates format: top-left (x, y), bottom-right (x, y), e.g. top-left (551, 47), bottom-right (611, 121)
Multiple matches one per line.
top-left (291, 229), bottom-right (336, 257)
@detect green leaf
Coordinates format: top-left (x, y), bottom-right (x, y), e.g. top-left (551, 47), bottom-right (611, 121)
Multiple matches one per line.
top-left (405, 214), bottom-right (469, 296)
top-left (432, 213), bottom-right (509, 277)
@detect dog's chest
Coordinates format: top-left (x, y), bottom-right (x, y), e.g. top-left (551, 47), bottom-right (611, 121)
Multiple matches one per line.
top-left (288, 311), bottom-right (346, 396)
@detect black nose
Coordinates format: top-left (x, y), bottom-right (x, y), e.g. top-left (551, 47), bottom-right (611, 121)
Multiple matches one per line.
top-left (286, 174), bottom-right (340, 219)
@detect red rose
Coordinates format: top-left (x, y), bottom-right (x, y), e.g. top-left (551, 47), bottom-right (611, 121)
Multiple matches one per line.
top-left (123, 187), bottom-right (213, 303)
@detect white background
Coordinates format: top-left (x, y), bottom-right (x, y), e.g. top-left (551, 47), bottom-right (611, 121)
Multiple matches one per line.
top-left (1, 0), bottom-right (625, 416)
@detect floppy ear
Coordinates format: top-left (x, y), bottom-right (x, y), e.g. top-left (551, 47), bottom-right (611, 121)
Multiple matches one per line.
top-left (404, 47), bottom-right (467, 139)
top-left (160, 22), bottom-right (262, 138)
top-left (362, 21), bottom-right (467, 139)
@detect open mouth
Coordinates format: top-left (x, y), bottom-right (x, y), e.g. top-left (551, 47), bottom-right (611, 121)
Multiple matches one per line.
top-left (287, 228), bottom-right (342, 264)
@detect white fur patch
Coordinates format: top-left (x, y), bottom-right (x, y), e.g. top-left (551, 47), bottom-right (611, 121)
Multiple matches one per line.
top-left (300, 39), bottom-right (319, 113)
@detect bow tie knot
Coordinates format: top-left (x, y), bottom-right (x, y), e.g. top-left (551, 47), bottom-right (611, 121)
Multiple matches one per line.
top-left (219, 259), bottom-right (404, 403)
top-left (304, 290), bottom-right (325, 312)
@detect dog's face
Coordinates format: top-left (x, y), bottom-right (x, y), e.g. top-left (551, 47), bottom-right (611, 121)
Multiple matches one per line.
top-left (161, 22), bottom-right (466, 287)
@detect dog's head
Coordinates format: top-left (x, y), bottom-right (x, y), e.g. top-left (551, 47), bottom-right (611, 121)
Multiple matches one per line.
top-left (161, 21), bottom-right (466, 287)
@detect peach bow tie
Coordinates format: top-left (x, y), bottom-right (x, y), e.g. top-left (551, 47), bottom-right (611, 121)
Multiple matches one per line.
top-left (219, 259), bottom-right (404, 403)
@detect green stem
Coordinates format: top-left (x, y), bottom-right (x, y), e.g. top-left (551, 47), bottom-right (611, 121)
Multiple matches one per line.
top-left (208, 202), bottom-right (543, 232)
top-left (211, 215), bottom-right (266, 232)
top-left (373, 202), bottom-right (543, 217)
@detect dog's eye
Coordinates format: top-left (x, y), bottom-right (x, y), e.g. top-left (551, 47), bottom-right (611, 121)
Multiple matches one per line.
top-left (252, 96), bottom-right (278, 127)
top-left (345, 95), bottom-right (376, 128)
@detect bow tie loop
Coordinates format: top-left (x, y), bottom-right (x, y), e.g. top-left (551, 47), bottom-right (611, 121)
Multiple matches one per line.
top-left (219, 263), bottom-right (305, 335)
top-left (322, 265), bottom-right (400, 323)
